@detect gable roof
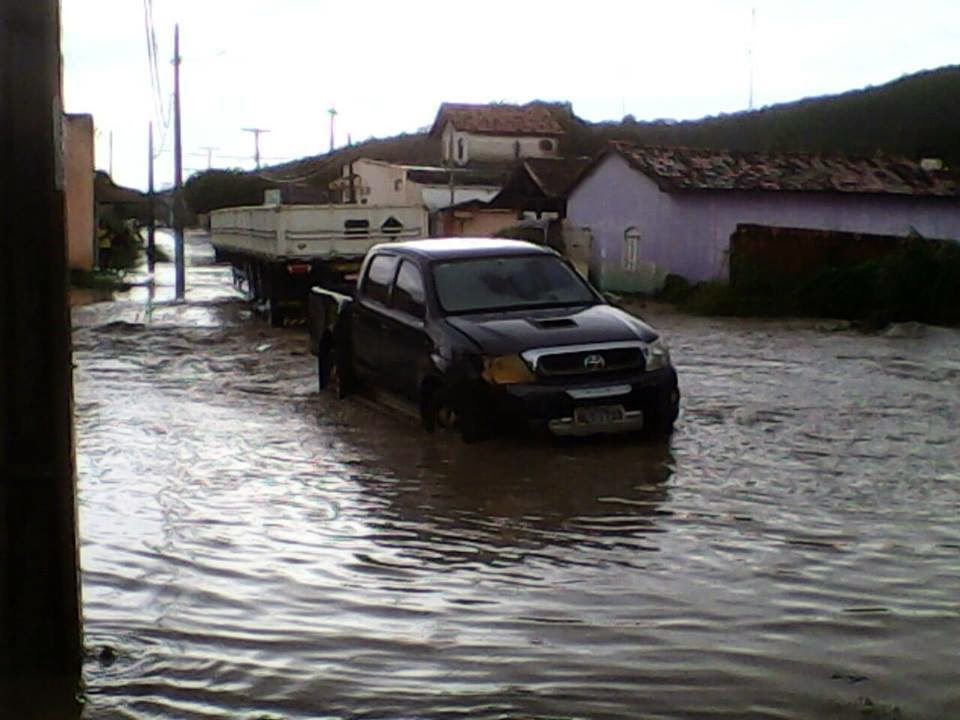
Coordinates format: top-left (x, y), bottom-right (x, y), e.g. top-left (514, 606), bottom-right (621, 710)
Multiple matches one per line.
top-left (430, 102), bottom-right (566, 137)
top-left (590, 143), bottom-right (960, 198)
top-left (522, 157), bottom-right (593, 198)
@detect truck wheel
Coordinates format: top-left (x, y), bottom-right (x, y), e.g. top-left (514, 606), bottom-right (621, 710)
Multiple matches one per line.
top-left (421, 384), bottom-right (488, 443)
top-left (646, 387), bottom-right (680, 437)
top-left (268, 301), bottom-right (284, 328)
top-left (320, 348), bottom-right (352, 399)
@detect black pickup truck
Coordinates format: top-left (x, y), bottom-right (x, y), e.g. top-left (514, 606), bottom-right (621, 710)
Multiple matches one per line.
top-left (308, 238), bottom-right (680, 441)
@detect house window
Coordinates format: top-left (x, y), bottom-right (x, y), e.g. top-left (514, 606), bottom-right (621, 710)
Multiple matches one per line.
top-left (623, 227), bottom-right (642, 271)
top-left (457, 137), bottom-right (465, 162)
top-left (514, 140), bottom-right (521, 159)
top-left (394, 178), bottom-right (403, 192)
top-left (539, 138), bottom-right (554, 152)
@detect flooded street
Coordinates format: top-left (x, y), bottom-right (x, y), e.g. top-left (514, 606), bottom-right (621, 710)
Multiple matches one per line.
top-left (72, 233), bottom-right (960, 719)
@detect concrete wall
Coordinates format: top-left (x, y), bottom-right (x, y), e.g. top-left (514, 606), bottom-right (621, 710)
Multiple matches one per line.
top-left (436, 208), bottom-right (517, 237)
top-left (441, 123), bottom-right (559, 165)
top-left (568, 153), bottom-right (960, 292)
top-left (63, 114), bottom-right (95, 270)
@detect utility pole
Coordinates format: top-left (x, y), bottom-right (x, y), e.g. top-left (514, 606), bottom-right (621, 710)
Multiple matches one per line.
top-left (199, 145), bottom-right (218, 169)
top-left (346, 134), bottom-right (356, 204)
top-left (173, 23), bottom-right (185, 300)
top-left (148, 122), bottom-right (156, 273)
top-left (748, 6), bottom-right (757, 111)
top-left (242, 128), bottom-right (268, 169)
top-left (109, 129), bottom-right (114, 177)
top-left (328, 106), bottom-right (337, 153)
top-left (0, 0), bottom-right (82, 710)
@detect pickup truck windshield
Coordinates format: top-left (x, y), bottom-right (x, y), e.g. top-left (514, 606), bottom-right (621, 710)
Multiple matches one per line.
top-left (433, 254), bottom-right (596, 314)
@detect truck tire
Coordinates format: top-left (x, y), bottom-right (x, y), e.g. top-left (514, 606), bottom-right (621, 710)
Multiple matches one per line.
top-left (646, 386), bottom-right (680, 437)
top-left (268, 300), bottom-right (284, 328)
top-left (421, 382), bottom-right (489, 443)
top-left (319, 348), bottom-right (352, 399)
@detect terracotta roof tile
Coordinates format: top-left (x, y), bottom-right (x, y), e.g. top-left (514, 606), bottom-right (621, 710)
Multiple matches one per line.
top-left (431, 103), bottom-right (565, 137)
top-left (612, 144), bottom-right (960, 197)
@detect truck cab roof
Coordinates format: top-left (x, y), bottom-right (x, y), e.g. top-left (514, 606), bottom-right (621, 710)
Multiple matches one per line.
top-left (369, 238), bottom-right (555, 262)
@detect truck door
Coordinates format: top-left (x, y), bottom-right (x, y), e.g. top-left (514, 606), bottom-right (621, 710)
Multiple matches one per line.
top-left (379, 259), bottom-right (431, 401)
top-left (351, 253), bottom-right (399, 381)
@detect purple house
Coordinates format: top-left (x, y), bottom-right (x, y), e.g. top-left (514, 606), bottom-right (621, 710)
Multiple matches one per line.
top-left (566, 144), bottom-right (960, 292)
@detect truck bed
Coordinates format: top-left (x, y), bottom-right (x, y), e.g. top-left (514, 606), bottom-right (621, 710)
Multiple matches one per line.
top-left (210, 204), bottom-right (427, 261)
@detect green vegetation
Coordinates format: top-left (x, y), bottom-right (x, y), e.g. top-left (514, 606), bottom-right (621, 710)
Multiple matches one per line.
top-left (183, 169), bottom-right (274, 215)
top-left (561, 65), bottom-right (960, 165)
top-left (96, 214), bottom-right (145, 271)
top-left (661, 237), bottom-right (960, 327)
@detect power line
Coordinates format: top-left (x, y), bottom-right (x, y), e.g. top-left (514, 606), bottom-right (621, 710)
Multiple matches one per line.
top-left (142, 0), bottom-right (171, 158)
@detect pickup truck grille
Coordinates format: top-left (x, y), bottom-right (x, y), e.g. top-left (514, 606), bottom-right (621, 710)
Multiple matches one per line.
top-left (534, 346), bottom-right (645, 378)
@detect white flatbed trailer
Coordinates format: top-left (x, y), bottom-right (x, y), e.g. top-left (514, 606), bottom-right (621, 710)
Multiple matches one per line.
top-left (210, 203), bottom-right (427, 325)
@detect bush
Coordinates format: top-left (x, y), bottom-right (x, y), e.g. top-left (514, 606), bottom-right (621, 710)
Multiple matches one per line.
top-left (675, 236), bottom-right (960, 326)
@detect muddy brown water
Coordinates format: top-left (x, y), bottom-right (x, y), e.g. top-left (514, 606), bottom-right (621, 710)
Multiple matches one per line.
top-left (71, 233), bottom-right (960, 719)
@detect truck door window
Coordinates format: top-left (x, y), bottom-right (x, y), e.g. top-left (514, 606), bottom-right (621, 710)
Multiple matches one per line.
top-left (392, 260), bottom-right (426, 319)
top-left (362, 254), bottom-right (399, 305)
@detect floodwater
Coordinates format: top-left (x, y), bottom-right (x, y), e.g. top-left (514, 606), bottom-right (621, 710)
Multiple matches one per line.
top-left (72, 232), bottom-right (960, 719)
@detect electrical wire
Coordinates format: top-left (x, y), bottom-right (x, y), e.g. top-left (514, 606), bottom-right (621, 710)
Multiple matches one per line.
top-left (143, 0), bottom-right (171, 158)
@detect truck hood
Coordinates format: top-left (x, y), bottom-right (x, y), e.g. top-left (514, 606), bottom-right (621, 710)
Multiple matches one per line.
top-left (444, 304), bottom-right (659, 355)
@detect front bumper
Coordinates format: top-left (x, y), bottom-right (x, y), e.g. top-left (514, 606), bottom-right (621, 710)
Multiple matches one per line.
top-left (484, 366), bottom-right (680, 436)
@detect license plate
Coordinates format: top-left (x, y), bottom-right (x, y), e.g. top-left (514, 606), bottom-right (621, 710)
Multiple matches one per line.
top-left (574, 405), bottom-right (625, 425)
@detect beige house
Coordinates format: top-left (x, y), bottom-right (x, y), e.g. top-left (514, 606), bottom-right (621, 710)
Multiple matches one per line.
top-left (430, 103), bottom-right (565, 166)
top-left (63, 113), bottom-right (95, 270)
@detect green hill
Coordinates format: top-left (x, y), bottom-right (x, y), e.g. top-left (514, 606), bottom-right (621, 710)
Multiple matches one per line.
top-left (571, 64), bottom-right (960, 163)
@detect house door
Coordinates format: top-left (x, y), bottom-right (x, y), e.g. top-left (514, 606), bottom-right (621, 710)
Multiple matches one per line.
top-left (622, 226), bottom-right (662, 293)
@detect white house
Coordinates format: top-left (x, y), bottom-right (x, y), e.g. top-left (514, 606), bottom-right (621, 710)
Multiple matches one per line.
top-left (430, 103), bottom-right (565, 166)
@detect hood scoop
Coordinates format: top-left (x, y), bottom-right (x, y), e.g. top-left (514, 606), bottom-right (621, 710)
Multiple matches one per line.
top-left (529, 317), bottom-right (578, 329)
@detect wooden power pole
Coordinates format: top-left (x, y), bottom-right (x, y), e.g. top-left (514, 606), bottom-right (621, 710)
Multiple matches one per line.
top-left (242, 128), bottom-right (269, 169)
top-left (148, 122), bottom-right (156, 273)
top-left (173, 23), bottom-right (185, 300)
top-left (0, 0), bottom-right (83, 708)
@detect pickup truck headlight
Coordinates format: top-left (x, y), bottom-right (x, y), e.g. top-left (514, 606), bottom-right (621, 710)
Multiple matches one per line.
top-left (644, 339), bottom-right (671, 371)
top-left (482, 355), bottom-right (537, 385)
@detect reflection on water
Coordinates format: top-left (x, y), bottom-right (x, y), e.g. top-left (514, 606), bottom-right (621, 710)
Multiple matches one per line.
top-left (70, 233), bottom-right (960, 719)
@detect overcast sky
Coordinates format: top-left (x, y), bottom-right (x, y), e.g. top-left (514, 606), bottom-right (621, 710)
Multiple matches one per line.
top-left (61, 0), bottom-right (960, 190)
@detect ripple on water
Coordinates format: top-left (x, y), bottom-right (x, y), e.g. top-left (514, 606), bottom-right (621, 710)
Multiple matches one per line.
top-left (75, 259), bottom-right (960, 719)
